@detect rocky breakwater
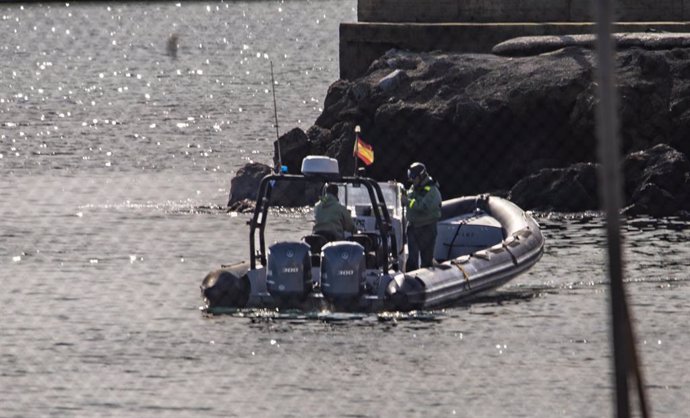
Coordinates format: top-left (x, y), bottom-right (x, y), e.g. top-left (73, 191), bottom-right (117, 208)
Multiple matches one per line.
top-left (229, 33), bottom-right (690, 216)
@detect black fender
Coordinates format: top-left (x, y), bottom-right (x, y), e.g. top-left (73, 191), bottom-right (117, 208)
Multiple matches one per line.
top-left (385, 274), bottom-right (426, 311)
top-left (201, 262), bottom-right (251, 308)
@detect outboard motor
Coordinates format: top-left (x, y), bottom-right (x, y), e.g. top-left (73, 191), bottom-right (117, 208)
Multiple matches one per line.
top-left (267, 241), bottom-right (312, 307)
top-left (321, 241), bottom-right (366, 309)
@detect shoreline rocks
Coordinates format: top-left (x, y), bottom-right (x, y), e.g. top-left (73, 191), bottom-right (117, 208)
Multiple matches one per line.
top-left (229, 38), bottom-right (690, 216)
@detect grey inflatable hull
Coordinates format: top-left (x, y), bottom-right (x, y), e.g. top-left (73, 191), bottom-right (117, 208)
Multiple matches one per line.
top-left (387, 196), bottom-right (545, 310)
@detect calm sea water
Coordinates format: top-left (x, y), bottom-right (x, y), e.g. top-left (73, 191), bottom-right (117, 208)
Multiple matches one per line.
top-left (2, 2), bottom-right (690, 417)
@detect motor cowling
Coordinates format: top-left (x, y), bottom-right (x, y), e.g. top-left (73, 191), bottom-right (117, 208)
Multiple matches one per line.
top-left (320, 241), bottom-right (366, 308)
top-left (267, 241), bottom-right (312, 307)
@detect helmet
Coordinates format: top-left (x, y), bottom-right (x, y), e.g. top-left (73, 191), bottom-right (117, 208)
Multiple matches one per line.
top-left (407, 162), bottom-right (427, 181)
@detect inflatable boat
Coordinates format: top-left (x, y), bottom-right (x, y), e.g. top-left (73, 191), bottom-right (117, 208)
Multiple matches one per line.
top-left (201, 156), bottom-right (544, 313)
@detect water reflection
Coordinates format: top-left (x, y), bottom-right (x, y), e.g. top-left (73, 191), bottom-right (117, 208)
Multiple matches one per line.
top-left (3, 2), bottom-right (690, 416)
top-left (1, 1), bottom-right (343, 175)
top-left (204, 306), bottom-right (445, 326)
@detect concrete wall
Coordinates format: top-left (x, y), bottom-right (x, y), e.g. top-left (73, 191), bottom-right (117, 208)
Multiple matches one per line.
top-left (340, 22), bottom-right (690, 79)
top-left (358, 0), bottom-right (689, 22)
top-left (342, 0), bottom-right (690, 79)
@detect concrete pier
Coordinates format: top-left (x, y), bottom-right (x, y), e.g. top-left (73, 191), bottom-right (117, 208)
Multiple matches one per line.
top-left (340, 0), bottom-right (690, 79)
top-left (357, 0), bottom-right (690, 23)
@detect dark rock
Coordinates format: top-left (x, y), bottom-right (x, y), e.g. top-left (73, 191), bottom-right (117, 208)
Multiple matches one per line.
top-left (309, 47), bottom-right (690, 215)
top-left (328, 47), bottom-right (598, 195)
top-left (307, 125), bottom-right (332, 155)
top-left (623, 144), bottom-right (690, 195)
top-left (508, 163), bottom-right (599, 212)
top-left (228, 163), bottom-right (272, 206)
top-left (227, 162), bottom-right (322, 208)
top-left (377, 69), bottom-right (409, 92)
top-left (227, 198), bottom-right (255, 213)
top-left (273, 128), bottom-right (310, 174)
top-left (508, 144), bottom-right (690, 215)
top-left (618, 50), bottom-right (672, 152)
top-left (228, 43), bottom-right (690, 216)
top-left (269, 181), bottom-right (322, 207)
top-left (622, 144), bottom-right (690, 216)
top-left (624, 183), bottom-right (679, 217)
top-left (315, 80), bottom-right (370, 129)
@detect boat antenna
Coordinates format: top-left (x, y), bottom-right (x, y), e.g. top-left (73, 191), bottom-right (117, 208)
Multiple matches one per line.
top-left (270, 60), bottom-right (283, 174)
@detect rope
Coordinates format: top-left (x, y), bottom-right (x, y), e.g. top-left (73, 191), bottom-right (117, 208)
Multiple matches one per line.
top-left (450, 260), bottom-right (471, 289)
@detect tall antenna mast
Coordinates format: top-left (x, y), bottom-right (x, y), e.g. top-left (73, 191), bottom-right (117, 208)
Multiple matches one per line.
top-left (270, 60), bottom-right (282, 173)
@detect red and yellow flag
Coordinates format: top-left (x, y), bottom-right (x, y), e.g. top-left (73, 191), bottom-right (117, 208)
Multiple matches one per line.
top-left (354, 136), bottom-right (374, 166)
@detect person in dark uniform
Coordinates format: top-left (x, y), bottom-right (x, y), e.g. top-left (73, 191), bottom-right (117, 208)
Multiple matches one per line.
top-left (402, 162), bottom-right (442, 271)
top-left (313, 183), bottom-right (356, 242)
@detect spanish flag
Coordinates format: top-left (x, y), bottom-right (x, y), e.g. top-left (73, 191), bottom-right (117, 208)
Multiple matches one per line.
top-left (354, 135), bottom-right (374, 166)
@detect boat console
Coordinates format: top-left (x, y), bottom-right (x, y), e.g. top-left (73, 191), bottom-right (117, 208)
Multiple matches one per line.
top-left (434, 211), bottom-right (504, 261)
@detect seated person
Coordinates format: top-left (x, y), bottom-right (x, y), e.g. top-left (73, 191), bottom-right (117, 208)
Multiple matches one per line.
top-left (313, 183), bottom-right (356, 242)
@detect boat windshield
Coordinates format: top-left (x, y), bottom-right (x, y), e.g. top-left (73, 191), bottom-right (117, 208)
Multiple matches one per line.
top-left (340, 182), bottom-right (402, 218)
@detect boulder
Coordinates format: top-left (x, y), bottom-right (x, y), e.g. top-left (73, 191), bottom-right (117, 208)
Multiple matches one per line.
top-left (273, 127), bottom-right (310, 174)
top-left (508, 144), bottom-right (690, 215)
top-left (622, 144), bottom-right (690, 216)
top-left (228, 42), bottom-right (690, 216)
top-left (227, 162), bottom-right (322, 209)
top-left (227, 198), bottom-right (255, 213)
top-left (227, 163), bottom-right (272, 206)
top-left (508, 163), bottom-right (599, 212)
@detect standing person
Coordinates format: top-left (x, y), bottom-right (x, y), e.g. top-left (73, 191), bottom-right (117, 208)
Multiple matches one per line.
top-left (313, 183), bottom-right (356, 242)
top-left (403, 162), bottom-right (442, 271)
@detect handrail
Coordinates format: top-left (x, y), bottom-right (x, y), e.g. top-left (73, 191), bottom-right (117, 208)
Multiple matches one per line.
top-left (248, 173), bottom-right (399, 272)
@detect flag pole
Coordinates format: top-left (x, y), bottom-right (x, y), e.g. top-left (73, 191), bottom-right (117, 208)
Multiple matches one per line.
top-left (354, 125), bottom-right (361, 176)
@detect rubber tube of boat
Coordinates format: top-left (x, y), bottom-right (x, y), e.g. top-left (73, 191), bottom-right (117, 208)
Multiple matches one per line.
top-left (201, 267), bottom-right (251, 309)
top-left (385, 273), bottom-right (426, 311)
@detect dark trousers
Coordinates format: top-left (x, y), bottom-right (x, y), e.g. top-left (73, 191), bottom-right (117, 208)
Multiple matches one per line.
top-left (406, 223), bottom-right (437, 272)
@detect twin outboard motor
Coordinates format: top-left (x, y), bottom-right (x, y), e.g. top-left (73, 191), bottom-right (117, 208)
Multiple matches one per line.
top-left (267, 241), bottom-right (312, 307)
top-left (267, 240), bottom-right (366, 309)
top-left (321, 241), bottom-right (366, 309)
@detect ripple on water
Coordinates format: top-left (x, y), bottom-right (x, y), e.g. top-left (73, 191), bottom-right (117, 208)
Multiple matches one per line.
top-left (3, 2), bottom-right (690, 417)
